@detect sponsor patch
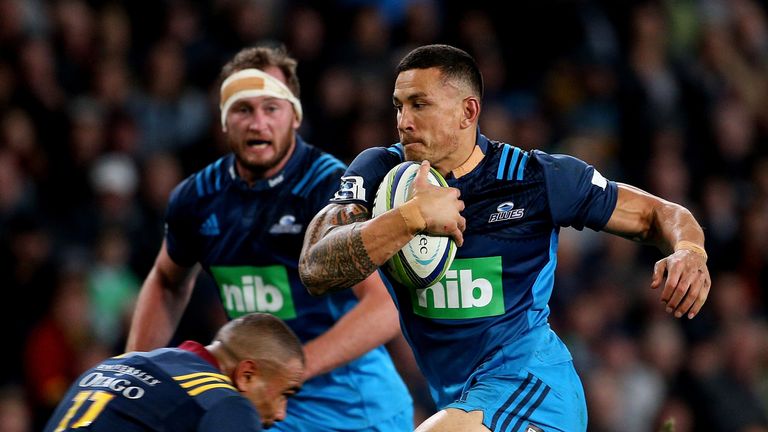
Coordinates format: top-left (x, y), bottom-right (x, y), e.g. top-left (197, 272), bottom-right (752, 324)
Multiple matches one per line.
top-left (411, 257), bottom-right (505, 319)
top-left (211, 265), bottom-right (296, 319)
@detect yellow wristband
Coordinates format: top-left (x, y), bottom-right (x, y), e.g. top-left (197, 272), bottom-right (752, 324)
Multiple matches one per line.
top-left (398, 201), bottom-right (426, 234)
top-left (674, 241), bottom-right (708, 260)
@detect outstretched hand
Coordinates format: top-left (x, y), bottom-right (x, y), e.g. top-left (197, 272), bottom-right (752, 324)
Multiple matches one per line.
top-left (651, 249), bottom-right (710, 319)
top-left (410, 160), bottom-right (466, 246)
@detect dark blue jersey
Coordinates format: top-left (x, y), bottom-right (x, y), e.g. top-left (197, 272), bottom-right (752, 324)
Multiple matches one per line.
top-left (164, 137), bottom-right (411, 428)
top-left (44, 342), bottom-right (261, 432)
top-left (331, 133), bottom-right (618, 408)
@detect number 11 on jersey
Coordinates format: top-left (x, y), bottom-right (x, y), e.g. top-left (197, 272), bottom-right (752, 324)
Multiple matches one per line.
top-left (54, 390), bottom-right (115, 431)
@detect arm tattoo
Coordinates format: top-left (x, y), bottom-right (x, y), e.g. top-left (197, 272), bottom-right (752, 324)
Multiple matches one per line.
top-left (301, 204), bottom-right (378, 292)
top-left (330, 204), bottom-right (367, 225)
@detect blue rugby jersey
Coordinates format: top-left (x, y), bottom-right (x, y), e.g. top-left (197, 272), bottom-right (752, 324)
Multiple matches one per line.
top-left (164, 137), bottom-right (411, 428)
top-left (45, 342), bottom-right (261, 431)
top-left (331, 133), bottom-right (618, 409)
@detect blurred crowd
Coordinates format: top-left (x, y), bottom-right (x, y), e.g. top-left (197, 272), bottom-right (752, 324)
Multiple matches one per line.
top-left (0, 0), bottom-right (767, 431)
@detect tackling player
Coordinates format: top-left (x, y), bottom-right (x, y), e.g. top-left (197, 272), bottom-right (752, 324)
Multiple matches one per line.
top-left (45, 313), bottom-right (303, 431)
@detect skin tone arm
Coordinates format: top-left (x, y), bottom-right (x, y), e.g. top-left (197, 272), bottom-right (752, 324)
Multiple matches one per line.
top-left (125, 240), bottom-right (198, 351)
top-left (129, 244), bottom-right (398, 379)
top-left (301, 270), bottom-right (400, 380)
top-left (603, 183), bottom-right (710, 319)
top-left (299, 161), bottom-right (465, 295)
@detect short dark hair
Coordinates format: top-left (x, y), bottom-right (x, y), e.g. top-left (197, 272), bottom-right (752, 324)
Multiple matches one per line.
top-left (215, 312), bottom-right (305, 365)
top-left (220, 45), bottom-right (300, 97)
top-left (396, 44), bottom-right (483, 99)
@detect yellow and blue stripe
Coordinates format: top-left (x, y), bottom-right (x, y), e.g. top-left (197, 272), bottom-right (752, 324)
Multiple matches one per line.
top-left (173, 372), bottom-right (236, 397)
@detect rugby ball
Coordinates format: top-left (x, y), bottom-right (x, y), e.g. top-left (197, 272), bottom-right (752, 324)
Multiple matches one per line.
top-left (372, 161), bottom-right (457, 289)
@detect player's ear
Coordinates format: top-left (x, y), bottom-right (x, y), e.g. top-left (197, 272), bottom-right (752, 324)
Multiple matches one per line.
top-left (461, 96), bottom-right (480, 129)
top-left (234, 359), bottom-right (259, 389)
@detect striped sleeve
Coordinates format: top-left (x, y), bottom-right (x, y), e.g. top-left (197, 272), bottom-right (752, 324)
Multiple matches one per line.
top-left (291, 153), bottom-right (347, 198)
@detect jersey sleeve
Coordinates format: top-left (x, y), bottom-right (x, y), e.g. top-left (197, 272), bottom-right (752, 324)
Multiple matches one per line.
top-left (329, 146), bottom-right (402, 212)
top-left (198, 396), bottom-right (262, 431)
top-left (307, 162), bottom-right (348, 214)
top-left (536, 151), bottom-right (618, 231)
top-left (164, 177), bottom-right (203, 267)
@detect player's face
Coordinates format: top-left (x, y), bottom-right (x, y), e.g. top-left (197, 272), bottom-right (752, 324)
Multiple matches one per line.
top-left (243, 358), bottom-right (303, 428)
top-left (224, 66), bottom-right (300, 182)
top-left (393, 67), bottom-right (466, 173)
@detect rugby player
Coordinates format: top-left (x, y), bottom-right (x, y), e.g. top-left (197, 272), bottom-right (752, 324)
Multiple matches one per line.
top-left (127, 45), bottom-right (413, 431)
top-left (299, 44), bottom-right (710, 432)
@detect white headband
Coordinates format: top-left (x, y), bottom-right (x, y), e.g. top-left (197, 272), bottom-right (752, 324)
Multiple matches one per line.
top-left (219, 68), bottom-right (303, 131)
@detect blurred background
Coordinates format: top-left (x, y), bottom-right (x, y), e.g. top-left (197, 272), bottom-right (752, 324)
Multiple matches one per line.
top-left (0, 0), bottom-right (766, 430)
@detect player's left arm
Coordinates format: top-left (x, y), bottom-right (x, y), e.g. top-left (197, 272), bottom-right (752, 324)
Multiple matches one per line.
top-left (602, 183), bottom-right (710, 319)
top-left (301, 270), bottom-right (400, 380)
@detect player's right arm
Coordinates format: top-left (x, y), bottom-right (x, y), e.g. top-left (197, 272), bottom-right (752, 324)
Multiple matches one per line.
top-left (299, 161), bottom-right (465, 296)
top-left (125, 240), bottom-right (197, 351)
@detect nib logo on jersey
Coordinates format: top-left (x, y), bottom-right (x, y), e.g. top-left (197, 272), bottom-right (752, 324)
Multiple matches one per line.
top-left (210, 265), bottom-right (297, 320)
top-left (411, 257), bottom-right (505, 319)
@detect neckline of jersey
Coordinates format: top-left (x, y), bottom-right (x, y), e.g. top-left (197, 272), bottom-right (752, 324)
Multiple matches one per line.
top-left (229, 135), bottom-right (309, 192)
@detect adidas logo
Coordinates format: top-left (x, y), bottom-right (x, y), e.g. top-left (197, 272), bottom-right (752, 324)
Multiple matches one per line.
top-left (200, 214), bottom-right (220, 236)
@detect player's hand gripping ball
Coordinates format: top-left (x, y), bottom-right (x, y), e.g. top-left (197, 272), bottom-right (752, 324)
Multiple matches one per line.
top-left (372, 161), bottom-right (457, 289)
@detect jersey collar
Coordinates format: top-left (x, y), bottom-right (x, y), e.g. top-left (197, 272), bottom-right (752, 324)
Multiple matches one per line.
top-left (228, 135), bottom-right (310, 192)
top-left (178, 340), bottom-right (220, 369)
